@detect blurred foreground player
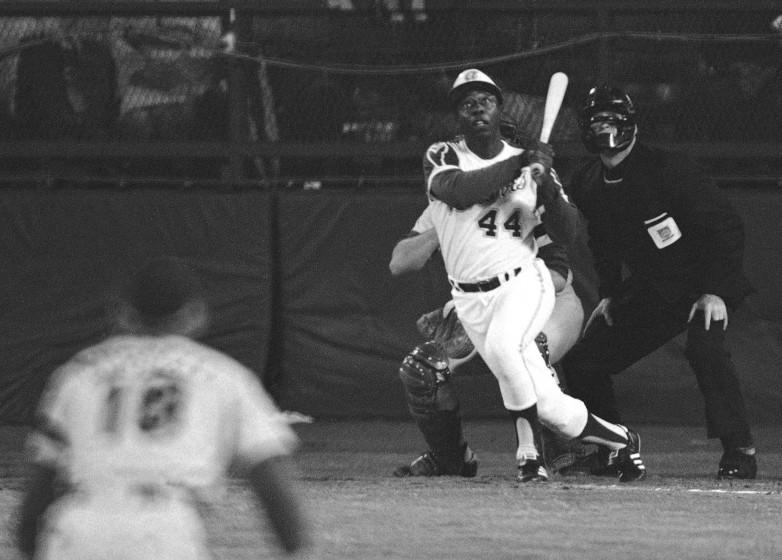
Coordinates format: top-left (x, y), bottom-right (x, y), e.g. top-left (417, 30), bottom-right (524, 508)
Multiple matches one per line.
top-left (17, 257), bottom-right (310, 560)
top-left (562, 85), bottom-right (757, 479)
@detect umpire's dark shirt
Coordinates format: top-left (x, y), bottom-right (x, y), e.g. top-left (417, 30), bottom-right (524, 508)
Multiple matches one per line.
top-left (568, 142), bottom-right (754, 306)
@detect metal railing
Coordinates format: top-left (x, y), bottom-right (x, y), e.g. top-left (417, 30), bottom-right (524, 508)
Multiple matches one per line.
top-left (0, 0), bottom-right (778, 187)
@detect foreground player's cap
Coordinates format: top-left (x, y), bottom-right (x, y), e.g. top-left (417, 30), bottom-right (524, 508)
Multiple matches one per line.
top-left (126, 256), bottom-right (204, 320)
top-left (448, 68), bottom-right (503, 107)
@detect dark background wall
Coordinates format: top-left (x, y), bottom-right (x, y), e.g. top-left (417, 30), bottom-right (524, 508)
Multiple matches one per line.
top-left (0, 189), bottom-right (276, 422)
top-left (1, 186), bottom-right (780, 426)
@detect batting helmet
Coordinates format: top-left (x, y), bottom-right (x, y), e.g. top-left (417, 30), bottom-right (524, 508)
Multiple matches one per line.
top-left (578, 85), bottom-right (637, 153)
top-left (448, 68), bottom-right (503, 108)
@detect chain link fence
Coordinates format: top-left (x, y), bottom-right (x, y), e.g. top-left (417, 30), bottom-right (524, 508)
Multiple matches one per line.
top-left (0, 2), bottom-right (779, 185)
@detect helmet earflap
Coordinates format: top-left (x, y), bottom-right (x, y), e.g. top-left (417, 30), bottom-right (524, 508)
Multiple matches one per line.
top-left (579, 85), bottom-right (637, 153)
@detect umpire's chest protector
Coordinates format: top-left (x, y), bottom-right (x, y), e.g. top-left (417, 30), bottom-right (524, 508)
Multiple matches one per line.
top-left (574, 146), bottom-right (700, 290)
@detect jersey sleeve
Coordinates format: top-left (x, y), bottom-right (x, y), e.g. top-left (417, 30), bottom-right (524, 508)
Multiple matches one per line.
top-left (423, 141), bottom-right (460, 200)
top-left (411, 205), bottom-right (434, 233)
top-left (26, 360), bottom-right (83, 468)
top-left (230, 368), bottom-right (299, 467)
top-left (426, 141), bottom-right (524, 210)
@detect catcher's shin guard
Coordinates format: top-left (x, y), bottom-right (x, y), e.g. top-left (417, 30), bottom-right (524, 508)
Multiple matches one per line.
top-left (393, 443), bottom-right (477, 478)
top-left (398, 342), bottom-right (470, 473)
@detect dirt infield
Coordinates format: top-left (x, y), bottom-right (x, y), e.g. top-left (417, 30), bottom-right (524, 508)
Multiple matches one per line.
top-left (1, 420), bottom-right (781, 560)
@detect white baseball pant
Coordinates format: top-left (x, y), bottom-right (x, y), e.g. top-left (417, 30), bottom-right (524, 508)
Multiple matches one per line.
top-left (452, 259), bottom-right (588, 438)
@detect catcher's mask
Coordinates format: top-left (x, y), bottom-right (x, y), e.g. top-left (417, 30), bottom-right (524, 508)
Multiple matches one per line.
top-left (449, 68), bottom-right (503, 109)
top-left (579, 85), bottom-right (637, 153)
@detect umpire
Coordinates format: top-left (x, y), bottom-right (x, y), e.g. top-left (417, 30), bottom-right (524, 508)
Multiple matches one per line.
top-left (561, 85), bottom-right (757, 479)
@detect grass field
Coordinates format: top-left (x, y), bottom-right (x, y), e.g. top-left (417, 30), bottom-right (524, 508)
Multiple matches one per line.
top-left (1, 420), bottom-right (781, 560)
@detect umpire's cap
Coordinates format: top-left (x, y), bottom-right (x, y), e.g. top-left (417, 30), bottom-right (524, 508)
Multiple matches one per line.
top-left (125, 256), bottom-right (205, 321)
top-left (448, 68), bottom-right (503, 107)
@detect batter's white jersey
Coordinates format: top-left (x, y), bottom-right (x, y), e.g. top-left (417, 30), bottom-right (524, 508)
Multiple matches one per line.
top-left (420, 136), bottom-right (588, 445)
top-left (29, 334), bottom-right (298, 560)
top-left (423, 137), bottom-right (542, 283)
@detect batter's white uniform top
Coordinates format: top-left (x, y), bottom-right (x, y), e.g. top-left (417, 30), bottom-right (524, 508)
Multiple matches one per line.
top-left (423, 136), bottom-right (543, 283)
top-left (420, 136), bottom-right (589, 438)
top-left (412, 193), bottom-right (554, 251)
top-left (29, 334), bottom-right (298, 560)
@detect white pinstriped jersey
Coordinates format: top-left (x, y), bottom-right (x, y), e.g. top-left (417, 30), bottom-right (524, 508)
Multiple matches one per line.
top-left (29, 334), bottom-right (297, 494)
top-left (423, 137), bottom-right (544, 283)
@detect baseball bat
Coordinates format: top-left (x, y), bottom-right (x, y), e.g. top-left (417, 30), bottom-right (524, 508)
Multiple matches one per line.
top-left (530, 71), bottom-right (569, 176)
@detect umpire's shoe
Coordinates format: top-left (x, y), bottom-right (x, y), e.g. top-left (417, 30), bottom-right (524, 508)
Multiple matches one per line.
top-left (718, 449), bottom-right (757, 480)
top-left (393, 444), bottom-right (478, 478)
top-left (615, 426), bottom-right (646, 483)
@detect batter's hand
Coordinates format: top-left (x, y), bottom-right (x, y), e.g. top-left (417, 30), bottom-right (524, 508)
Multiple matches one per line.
top-left (526, 140), bottom-right (554, 176)
top-left (688, 293), bottom-right (728, 330)
top-left (585, 297), bottom-right (613, 333)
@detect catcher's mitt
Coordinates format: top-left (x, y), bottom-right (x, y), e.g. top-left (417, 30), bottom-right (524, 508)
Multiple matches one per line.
top-left (415, 303), bottom-right (474, 360)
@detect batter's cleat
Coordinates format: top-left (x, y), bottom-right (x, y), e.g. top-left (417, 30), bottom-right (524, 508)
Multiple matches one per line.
top-left (718, 449), bottom-right (757, 480)
top-left (393, 444), bottom-right (478, 478)
top-left (615, 426), bottom-right (646, 483)
top-left (517, 459), bottom-right (549, 483)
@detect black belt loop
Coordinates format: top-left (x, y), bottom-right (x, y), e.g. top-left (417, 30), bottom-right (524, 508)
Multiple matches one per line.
top-left (452, 266), bottom-right (522, 293)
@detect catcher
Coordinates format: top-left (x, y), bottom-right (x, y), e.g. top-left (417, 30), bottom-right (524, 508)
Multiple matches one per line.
top-left (389, 204), bottom-right (586, 477)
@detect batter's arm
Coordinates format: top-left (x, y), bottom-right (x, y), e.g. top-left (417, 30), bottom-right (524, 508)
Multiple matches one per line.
top-left (17, 463), bottom-right (58, 559)
top-left (430, 157), bottom-right (524, 210)
top-left (389, 229), bottom-right (440, 276)
top-left (247, 456), bottom-right (311, 554)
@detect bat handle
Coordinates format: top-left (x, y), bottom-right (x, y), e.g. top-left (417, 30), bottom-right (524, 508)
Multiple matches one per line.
top-left (529, 162), bottom-right (545, 177)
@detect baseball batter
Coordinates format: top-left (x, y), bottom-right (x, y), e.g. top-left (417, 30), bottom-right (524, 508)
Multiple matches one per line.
top-left (390, 203), bottom-right (586, 478)
top-left (421, 68), bottom-right (646, 482)
top-left (17, 257), bottom-right (310, 560)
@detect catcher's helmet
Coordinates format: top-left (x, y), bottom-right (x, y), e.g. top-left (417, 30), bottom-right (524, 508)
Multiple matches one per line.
top-left (449, 68), bottom-right (503, 108)
top-left (579, 85), bottom-right (637, 153)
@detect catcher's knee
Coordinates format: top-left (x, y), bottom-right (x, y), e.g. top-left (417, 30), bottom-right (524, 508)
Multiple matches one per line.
top-left (545, 282), bottom-right (585, 363)
top-left (399, 342), bottom-right (455, 413)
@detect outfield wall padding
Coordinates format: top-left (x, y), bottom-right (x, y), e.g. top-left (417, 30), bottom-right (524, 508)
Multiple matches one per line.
top-left (273, 188), bottom-right (782, 427)
top-left (0, 189), bottom-right (275, 423)
top-left (0, 187), bottom-right (780, 426)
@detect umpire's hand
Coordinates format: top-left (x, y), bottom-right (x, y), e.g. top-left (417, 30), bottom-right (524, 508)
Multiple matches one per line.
top-left (688, 293), bottom-right (728, 331)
